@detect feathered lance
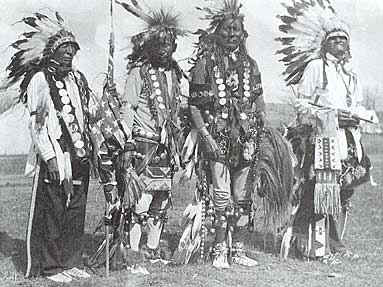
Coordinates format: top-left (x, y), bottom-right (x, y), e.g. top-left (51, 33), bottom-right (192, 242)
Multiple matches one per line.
top-left (103, 0), bottom-right (116, 277)
top-left (104, 0), bottom-right (121, 114)
top-left (107, 1), bottom-right (115, 88)
top-left (103, 0), bottom-right (136, 275)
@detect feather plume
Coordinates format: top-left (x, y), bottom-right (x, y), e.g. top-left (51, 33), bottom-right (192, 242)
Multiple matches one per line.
top-left (115, 0), bottom-right (152, 23)
top-left (35, 13), bottom-right (48, 20)
top-left (173, 223), bottom-right (201, 264)
top-left (173, 199), bottom-right (203, 264)
top-left (55, 12), bottom-right (64, 23)
top-left (22, 17), bottom-right (38, 28)
top-left (278, 15), bottom-right (296, 25)
top-left (115, 151), bottom-right (145, 210)
top-left (116, 0), bottom-right (186, 37)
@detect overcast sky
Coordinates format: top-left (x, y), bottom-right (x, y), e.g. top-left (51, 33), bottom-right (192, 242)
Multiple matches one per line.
top-left (1, 0), bottom-right (383, 100)
top-left (0, 0), bottom-right (383, 153)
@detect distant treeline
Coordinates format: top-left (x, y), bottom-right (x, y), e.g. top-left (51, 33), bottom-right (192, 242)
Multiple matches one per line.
top-left (0, 103), bottom-right (380, 176)
top-left (267, 102), bottom-right (383, 126)
top-left (266, 102), bottom-right (295, 128)
top-left (377, 111), bottom-right (383, 122)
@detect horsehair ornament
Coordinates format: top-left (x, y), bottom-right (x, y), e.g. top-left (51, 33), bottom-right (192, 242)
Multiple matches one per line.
top-left (115, 0), bottom-right (188, 64)
top-left (196, 0), bottom-right (244, 32)
top-left (275, 0), bottom-right (350, 86)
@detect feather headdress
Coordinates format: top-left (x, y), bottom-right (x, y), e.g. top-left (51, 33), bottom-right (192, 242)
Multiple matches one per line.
top-left (276, 0), bottom-right (350, 86)
top-left (0, 12), bottom-right (79, 111)
top-left (197, 0), bottom-right (244, 32)
top-left (116, 0), bottom-right (187, 65)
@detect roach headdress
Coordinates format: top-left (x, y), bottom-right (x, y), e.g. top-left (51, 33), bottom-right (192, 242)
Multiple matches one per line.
top-left (116, 0), bottom-right (187, 66)
top-left (276, 0), bottom-right (350, 86)
top-left (192, 0), bottom-right (248, 68)
top-left (197, 0), bottom-right (244, 32)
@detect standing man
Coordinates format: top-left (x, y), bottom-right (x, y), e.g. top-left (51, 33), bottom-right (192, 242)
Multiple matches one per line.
top-left (276, 0), bottom-right (371, 263)
top-left (115, 2), bottom-right (188, 261)
top-left (188, 0), bottom-right (265, 268)
top-left (0, 13), bottom-right (123, 282)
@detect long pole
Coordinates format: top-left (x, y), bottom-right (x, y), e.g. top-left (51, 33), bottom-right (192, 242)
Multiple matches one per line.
top-left (105, 0), bottom-right (115, 278)
top-left (107, 0), bottom-right (115, 87)
top-left (105, 207), bottom-right (110, 277)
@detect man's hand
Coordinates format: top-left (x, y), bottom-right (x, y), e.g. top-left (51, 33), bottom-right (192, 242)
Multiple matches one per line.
top-left (106, 83), bottom-right (119, 99)
top-left (199, 127), bottom-right (220, 158)
top-left (124, 140), bottom-right (136, 152)
top-left (243, 139), bottom-right (255, 161)
top-left (294, 98), bottom-right (312, 115)
top-left (338, 110), bottom-right (360, 128)
top-left (46, 157), bottom-right (60, 182)
top-left (256, 111), bottom-right (265, 127)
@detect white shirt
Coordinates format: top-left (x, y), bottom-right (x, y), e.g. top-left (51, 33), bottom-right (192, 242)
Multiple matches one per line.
top-left (298, 54), bottom-right (362, 111)
top-left (25, 71), bottom-right (85, 177)
top-left (120, 67), bottom-right (188, 133)
top-left (297, 55), bottom-right (364, 161)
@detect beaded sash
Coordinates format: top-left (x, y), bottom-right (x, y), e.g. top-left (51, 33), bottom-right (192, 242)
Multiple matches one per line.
top-left (313, 111), bottom-right (342, 216)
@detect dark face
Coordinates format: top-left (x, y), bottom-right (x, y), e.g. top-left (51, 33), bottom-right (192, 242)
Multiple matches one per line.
top-left (325, 35), bottom-right (349, 60)
top-left (146, 37), bottom-right (175, 67)
top-left (216, 18), bottom-right (245, 51)
top-left (52, 43), bottom-right (78, 67)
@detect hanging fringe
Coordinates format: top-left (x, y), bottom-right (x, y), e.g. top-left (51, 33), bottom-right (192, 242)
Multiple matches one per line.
top-left (313, 135), bottom-right (342, 217)
top-left (314, 171), bottom-right (341, 216)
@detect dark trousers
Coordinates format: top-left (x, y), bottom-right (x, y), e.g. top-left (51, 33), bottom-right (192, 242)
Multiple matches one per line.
top-left (27, 160), bottom-right (89, 276)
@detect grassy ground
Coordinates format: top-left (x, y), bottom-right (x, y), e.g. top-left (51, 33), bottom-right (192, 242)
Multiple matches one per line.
top-left (0, 134), bottom-right (382, 287)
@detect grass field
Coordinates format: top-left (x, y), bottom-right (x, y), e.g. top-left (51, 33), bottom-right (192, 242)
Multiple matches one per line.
top-left (0, 131), bottom-right (382, 286)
